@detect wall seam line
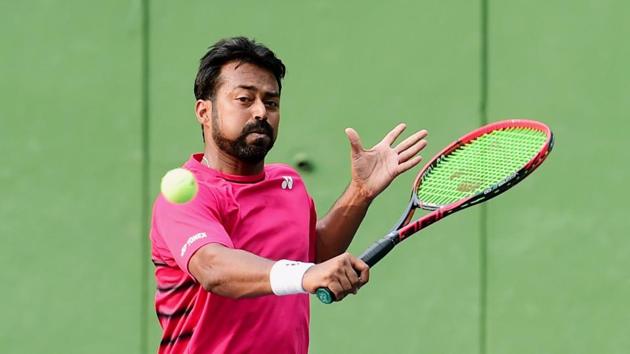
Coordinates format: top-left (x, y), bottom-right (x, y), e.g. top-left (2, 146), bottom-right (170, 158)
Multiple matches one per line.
top-left (140, 0), bottom-right (151, 352)
top-left (479, 0), bottom-right (489, 353)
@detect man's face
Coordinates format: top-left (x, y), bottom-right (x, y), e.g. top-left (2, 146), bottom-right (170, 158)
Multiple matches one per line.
top-left (209, 61), bottom-right (280, 163)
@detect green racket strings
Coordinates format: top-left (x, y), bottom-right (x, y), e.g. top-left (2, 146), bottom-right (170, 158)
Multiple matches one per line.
top-left (418, 127), bottom-right (547, 206)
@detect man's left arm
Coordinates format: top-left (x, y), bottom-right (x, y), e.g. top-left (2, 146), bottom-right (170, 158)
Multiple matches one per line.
top-left (316, 124), bottom-right (428, 263)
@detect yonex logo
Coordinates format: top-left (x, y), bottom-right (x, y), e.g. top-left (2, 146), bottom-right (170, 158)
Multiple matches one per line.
top-left (281, 176), bottom-right (293, 190)
top-left (180, 232), bottom-right (207, 257)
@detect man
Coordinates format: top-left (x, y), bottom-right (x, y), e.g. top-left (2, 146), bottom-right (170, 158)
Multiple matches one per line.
top-left (150, 37), bottom-right (428, 354)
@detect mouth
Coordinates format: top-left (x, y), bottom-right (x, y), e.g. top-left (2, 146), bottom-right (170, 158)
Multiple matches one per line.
top-left (247, 131), bottom-right (271, 139)
top-left (245, 132), bottom-right (272, 146)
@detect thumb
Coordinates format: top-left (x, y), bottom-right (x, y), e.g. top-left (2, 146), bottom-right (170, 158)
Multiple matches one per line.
top-left (345, 128), bottom-right (364, 155)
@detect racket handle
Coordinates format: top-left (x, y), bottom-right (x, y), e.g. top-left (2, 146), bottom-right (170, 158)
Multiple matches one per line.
top-left (316, 233), bottom-right (398, 304)
top-left (359, 234), bottom-right (397, 267)
top-left (315, 288), bottom-right (336, 304)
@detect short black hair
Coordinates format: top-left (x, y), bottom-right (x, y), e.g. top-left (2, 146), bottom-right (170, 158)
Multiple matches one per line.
top-left (194, 37), bottom-right (286, 100)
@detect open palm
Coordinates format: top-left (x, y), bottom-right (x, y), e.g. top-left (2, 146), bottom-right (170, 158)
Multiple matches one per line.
top-left (346, 124), bottom-right (428, 200)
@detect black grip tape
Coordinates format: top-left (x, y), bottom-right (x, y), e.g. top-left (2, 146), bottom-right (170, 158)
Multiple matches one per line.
top-left (359, 233), bottom-right (398, 268)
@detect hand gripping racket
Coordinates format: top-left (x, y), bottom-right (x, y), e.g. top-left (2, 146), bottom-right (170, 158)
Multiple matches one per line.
top-left (316, 119), bottom-right (554, 304)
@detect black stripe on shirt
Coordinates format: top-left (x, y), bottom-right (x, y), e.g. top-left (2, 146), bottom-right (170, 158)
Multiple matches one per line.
top-left (152, 259), bottom-right (168, 267)
top-left (156, 305), bottom-right (193, 319)
top-left (157, 279), bottom-right (196, 293)
top-left (160, 331), bottom-right (194, 347)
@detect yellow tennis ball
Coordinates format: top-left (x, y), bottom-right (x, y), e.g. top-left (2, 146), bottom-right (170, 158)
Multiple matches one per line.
top-left (160, 168), bottom-right (198, 204)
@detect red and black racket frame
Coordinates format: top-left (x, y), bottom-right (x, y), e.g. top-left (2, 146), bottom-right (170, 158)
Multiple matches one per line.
top-left (316, 120), bottom-right (554, 303)
top-left (358, 119), bottom-right (554, 268)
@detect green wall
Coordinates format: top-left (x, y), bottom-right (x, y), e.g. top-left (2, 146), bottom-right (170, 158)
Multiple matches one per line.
top-left (1, 1), bottom-right (628, 353)
top-left (1, 1), bottom-right (143, 353)
top-left (486, 1), bottom-right (630, 353)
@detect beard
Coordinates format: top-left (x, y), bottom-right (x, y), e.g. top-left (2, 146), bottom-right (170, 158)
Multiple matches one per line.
top-left (211, 105), bottom-right (276, 164)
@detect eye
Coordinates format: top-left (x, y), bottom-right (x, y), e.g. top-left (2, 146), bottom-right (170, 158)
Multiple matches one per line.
top-left (265, 101), bottom-right (279, 108)
top-left (237, 96), bottom-right (250, 103)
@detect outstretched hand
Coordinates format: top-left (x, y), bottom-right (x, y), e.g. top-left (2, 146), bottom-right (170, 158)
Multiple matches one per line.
top-left (345, 123), bottom-right (428, 201)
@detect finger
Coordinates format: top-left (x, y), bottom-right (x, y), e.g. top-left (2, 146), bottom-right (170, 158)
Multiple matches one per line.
top-left (345, 128), bottom-right (364, 155)
top-left (344, 267), bottom-right (360, 294)
top-left (349, 257), bottom-right (369, 287)
top-left (394, 129), bottom-right (428, 154)
top-left (328, 282), bottom-right (346, 301)
top-left (337, 270), bottom-right (354, 293)
top-left (397, 155), bottom-right (424, 175)
top-left (358, 266), bottom-right (370, 288)
top-left (382, 123), bottom-right (407, 146)
top-left (349, 255), bottom-right (369, 271)
top-left (398, 139), bottom-right (428, 163)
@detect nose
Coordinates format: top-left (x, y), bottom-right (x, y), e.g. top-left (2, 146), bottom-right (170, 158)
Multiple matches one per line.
top-left (252, 98), bottom-right (267, 121)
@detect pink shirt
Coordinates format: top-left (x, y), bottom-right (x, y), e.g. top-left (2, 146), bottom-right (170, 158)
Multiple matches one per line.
top-left (150, 154), bottom-right (317, 354)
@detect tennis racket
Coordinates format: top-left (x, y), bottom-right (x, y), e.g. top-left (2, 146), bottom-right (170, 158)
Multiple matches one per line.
top-left (316, 119), bottom-right (554, 304)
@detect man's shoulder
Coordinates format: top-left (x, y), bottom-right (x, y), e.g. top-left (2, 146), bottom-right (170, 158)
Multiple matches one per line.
top-left (264, 163), bottom-right (301, 177)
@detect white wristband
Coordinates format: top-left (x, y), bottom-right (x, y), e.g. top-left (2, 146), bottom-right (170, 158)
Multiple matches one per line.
top-left (269, 260), bottom-right (315, 296)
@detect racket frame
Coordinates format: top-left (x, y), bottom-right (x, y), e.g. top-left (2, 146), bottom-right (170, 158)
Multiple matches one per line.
top-left (396, 119), bottom-right (554, 242)
top-left (316, 119), bottom-right (554, 304)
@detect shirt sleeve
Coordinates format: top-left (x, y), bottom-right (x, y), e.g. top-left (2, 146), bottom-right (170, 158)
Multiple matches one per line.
top-left (153, 190), bottom-right (234, 278)
top-left (308, 196), bottom-right (317, 263)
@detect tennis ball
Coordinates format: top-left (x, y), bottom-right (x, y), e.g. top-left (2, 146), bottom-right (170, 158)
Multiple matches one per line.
top-left (161, 168), bottom-right (198, 204)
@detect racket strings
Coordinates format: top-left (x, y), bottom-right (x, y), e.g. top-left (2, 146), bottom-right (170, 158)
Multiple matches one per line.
top-left (423, 129), bottom-right (541, 201)
top-left (418, 127), bottom-right (547, 206)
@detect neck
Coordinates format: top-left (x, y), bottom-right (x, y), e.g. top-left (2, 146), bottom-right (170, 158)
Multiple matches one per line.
top-left (202, 143), bottom-right (264, 176)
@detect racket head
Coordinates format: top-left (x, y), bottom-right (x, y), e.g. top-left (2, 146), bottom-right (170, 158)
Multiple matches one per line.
top-left (413, 119), bottom-right (553, 212)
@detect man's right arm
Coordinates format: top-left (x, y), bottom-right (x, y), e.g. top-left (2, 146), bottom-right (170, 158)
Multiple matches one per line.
top-left (189, 243), bottom-right (369, 301)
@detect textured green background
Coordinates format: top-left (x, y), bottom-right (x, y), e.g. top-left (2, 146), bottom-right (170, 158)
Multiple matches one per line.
top-left (1, 0), bottom-right (628, 353)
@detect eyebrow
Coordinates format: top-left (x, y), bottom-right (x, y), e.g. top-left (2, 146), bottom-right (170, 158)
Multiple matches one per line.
top-left (235, 85), bottom-right (280, 98)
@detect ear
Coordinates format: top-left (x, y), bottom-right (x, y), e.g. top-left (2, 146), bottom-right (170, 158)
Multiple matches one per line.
top-left (195, 99), bottom-right (212, 126)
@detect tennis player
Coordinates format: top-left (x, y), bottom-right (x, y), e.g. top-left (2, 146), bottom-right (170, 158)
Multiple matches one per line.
top-left (150, 37), bottom-right (428, 354)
